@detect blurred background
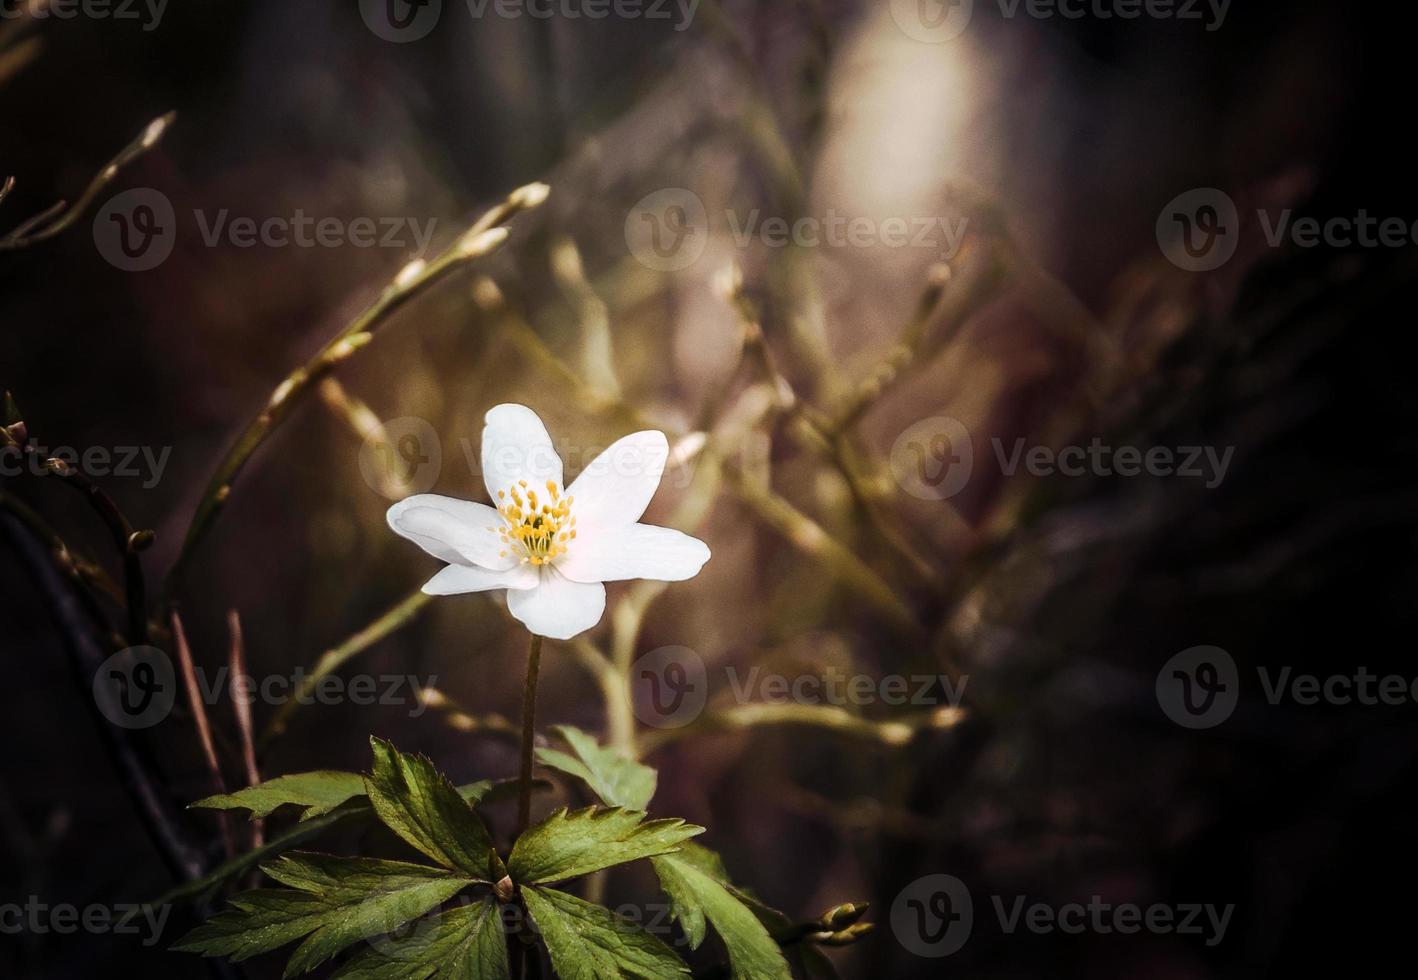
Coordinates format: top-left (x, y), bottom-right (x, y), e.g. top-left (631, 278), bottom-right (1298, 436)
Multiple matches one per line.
top-left (3, 0), bottom-right (1417, 975)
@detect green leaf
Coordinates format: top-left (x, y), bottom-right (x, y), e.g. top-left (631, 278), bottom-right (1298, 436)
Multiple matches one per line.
top-left (509, 806), bottom-right (703, 885)
top-left (536, 726), bottom-right (657, 810)
top-left (522, 885), bottom-right (689, 980)
top-left (652, 854), bottom-right (790, 980)
top-left (173, 853), bottom-right (474, 977)
top-left (366, 738), bottom-right (494, 877)
top-left (330, 895), bottom-right (510, 980)
top-left (164, 781), bottom-right (495, 908)
top-left (193, 771), bottom-right (369, 821)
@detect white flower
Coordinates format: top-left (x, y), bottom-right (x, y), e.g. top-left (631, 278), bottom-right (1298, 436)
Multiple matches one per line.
top-left (387, 404), bottom-right (711, 640)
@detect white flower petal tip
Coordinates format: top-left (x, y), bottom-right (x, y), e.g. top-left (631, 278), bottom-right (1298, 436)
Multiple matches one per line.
top-left (507, 571), bottom-right (607, 640)
top-left (422, 564), bottom-right (538, 596)
top-left (557, 524), bottom-right (711, 584)
top-left (566, 429), bottom-right (671, 530)
top-left (480, 403), bottom-right (563, 500)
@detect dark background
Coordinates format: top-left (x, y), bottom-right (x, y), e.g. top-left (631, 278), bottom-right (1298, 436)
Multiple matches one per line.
top-left (3, 0), bottom-right (1417, 976)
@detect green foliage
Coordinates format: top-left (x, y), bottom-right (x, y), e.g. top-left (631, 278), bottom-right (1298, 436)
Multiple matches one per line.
top-left (522, 885), bottom-right (689, 980)
top-left (175, 732), bottom-right (861, 978)
top-left (652, 853), bottom-right (791, 980)
top-left (509, 806), bottom-right (703, 885)
top-left (330, 897), bottom-right (511, 980)
top-left (172, 854), bottom-right (475, 977)
top-left (536, 725), bottom-right (657, 810)
top-left (365, 737), bottom-right (494, 877)
top-left (193, 771), bottom-right (370, 821)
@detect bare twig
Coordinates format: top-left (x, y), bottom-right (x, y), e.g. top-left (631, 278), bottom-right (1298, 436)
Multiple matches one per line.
top-left (0, 112), bottom-right (174, 250)
top-left (170, 183), bottom-right (550, 584)
top-left (171, 610), bottom-right (236, 860)
top-left (226, 610), bottom-right (263, 850)
top-left (260, 589), bottom-right (433, 747)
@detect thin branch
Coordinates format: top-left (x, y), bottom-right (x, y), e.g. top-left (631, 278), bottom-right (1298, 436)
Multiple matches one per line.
top-left (260, 588), bottom-right (433, 748)
top-left (0, 112), bottom-right (174, 250)
top-left (171, 610), bottom-right (236, 860)
top-left (169, 183), bottom-right (550, 584)
top-left (227, 610), bottom-right (263, 850)
top-left (640, 701), bottom-right (963, 754)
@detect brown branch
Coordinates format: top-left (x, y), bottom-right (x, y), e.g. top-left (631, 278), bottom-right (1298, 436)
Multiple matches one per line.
top-left (171, 610), bottom-right (236, 860)
top-left (227, 609), bottom-right (263, 850)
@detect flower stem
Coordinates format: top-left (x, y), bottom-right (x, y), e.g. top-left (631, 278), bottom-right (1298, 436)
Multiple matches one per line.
top-left (516, 633), bottom-right (544, 834)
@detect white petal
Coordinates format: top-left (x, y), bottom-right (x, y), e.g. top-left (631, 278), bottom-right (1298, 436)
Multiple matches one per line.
top-left (557, 523), bottom-right (710, 584)
top-left (565, 430), bottom-right (669, 530)
top-left (387, 494), bottom-right (515, 570)
top-left (423, 563), bottom-right (538, 595)
top-left (507, 569), bottom-right (606, 640)
top-left (481, 404), bottom-right (563, 501)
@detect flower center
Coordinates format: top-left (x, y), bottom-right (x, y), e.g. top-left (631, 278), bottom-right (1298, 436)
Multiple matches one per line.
top-left (495, 480), bottom-right (576, 566)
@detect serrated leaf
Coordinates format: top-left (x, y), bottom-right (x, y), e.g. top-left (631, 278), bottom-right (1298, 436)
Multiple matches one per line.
top-left (536, 726), bottom-right (657, 810)
top-left (509, 806), bottom-right (703, 885)
top-left (173, 853), bottom-right (473, 977)
top-left (366, 738), bottom-right (494, 877)
top-left (522, 885), bottom-right (689, 980)
top-left (652, 854), bottom-right (790, 980)
top-left (165, 781), bottom-right (495, 908)
top-left (330, 895), bottom-right (510, 980)
top-left (194, 771), bottom-right (369, 821)
top-left (193, 772), bottom-right (494, 823)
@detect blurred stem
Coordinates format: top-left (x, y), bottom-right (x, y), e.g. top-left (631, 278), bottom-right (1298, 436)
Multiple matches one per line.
top-left (517, 633), bottom-right (545, 835)
top-left (638, 702), bottom-right (954, 754)
top-left (260, 589), bottom-right (432, 748)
